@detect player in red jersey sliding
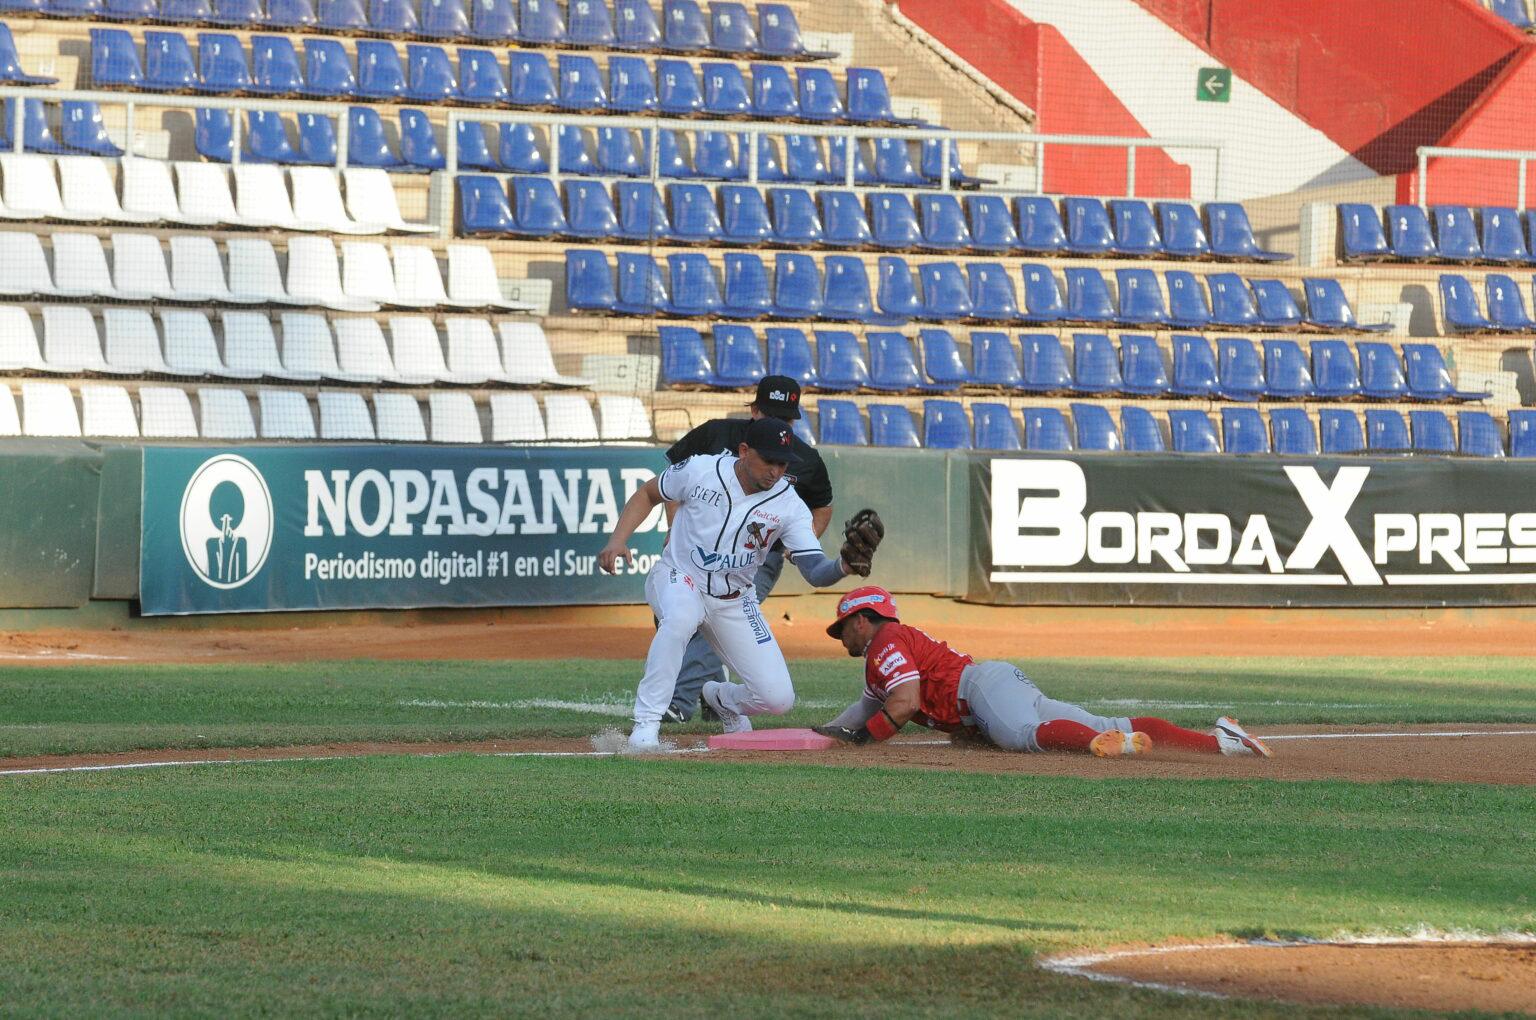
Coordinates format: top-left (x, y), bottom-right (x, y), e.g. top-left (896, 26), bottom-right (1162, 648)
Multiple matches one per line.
top-left (813, 587), bottom-right (1271, 758)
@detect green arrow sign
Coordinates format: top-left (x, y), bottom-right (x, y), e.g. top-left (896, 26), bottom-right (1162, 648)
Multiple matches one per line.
top-left (1196, 67), bottom-right (1232, 103)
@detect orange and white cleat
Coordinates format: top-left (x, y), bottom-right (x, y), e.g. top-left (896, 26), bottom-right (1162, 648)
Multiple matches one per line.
top-left (1089, 730), bottom-right (1152, 757)
top-left (1214, 716), bottom-right (1272, 758)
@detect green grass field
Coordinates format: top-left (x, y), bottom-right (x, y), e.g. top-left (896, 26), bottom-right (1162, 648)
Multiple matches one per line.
top-left (2, 656), bottom-right (1534, 1018)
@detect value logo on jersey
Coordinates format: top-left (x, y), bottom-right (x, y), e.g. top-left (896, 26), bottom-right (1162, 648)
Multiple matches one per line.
top-left (178, 454), bottom-right (274, 590)
top-left (690, 545), bottom-right (758, 574)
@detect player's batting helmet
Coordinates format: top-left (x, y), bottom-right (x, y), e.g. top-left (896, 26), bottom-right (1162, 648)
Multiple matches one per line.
top-left (826, 586), bottom-right (900, 637)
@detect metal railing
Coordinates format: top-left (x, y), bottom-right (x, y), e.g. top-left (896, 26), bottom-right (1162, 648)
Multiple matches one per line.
top-left (1415, 144), bottom-right (1536, 209)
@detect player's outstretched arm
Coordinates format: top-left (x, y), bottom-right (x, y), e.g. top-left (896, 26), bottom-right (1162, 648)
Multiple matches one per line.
top-left (822, 693), bottom-right (883, 730)
top-left (599, 477), bottom-right (663, 574)
top-left (788, 548), bottom-right (849, 587)
top-left (815, 683), bottom-right (919, 745)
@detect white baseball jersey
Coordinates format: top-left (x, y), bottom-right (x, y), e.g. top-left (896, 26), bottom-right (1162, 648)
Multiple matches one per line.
top-left (655, 452), bottom-right (820, 597)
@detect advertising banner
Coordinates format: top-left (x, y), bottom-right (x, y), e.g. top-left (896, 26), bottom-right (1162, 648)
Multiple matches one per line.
top-left (973, 454), bottom-right (1536, 607)
top-left (140, 445), bottom-right (669, 615)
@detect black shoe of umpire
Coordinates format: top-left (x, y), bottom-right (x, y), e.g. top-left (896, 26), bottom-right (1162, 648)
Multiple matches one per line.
top-left (664, 704), bottom-right (693, 724)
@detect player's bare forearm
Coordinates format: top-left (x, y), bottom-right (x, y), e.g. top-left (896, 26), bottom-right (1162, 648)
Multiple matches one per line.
top-left (599, 477), bottom-right (662, 574)
top-left (810, 505), bottom-right (832, 537)
top-left (882, 682), bottom-right (920, 727)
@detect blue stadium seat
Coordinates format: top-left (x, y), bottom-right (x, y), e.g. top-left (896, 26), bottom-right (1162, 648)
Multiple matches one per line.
top-left (918, 329), bottom-right (972, 388)
top-left (210, 0), bottom-right (261, 25)
top-left (968, 263), bottom-right (1023, 323)
top-left (710, 1), bottom-right (757, 53)
top-left (823, 256), bottom-right (875, 323)
top-left (567, 0), bottom-right (616, 45)
top-left (972, 402), bottom-right (1021, 451)
top-left (814, 330), bottom-right (869, 391)
top-left (659, 325), bottom-right (716, 387)
top-left (784, 134), bottom-right (834, 183)
top-left (712, 324), bottom-right (766, 387)
top-left (1485, 273), bottom-right (1535, 330)
top-left (847, 67), bottom-right (919, 124)
top-left (972, 331), bottom-right (1023, 390)
top-left (1270, 408), bottom-right (1318, 456)
top-left (615, 252), bottom-right (673, 316)
top-left (1513, 411), bottom-right (1536, 457)
top-left (613, 0), bottom-right (662, 49)
top-left (968, 195), bottom-right (1021, 253)
top-left (301, 38), bottom-right (354, 98)
top-left (267, 0), bottom-right (319, 28)
top-left (193, 106), bottom-right (234, 161)
top-left (1403, 343), bottom-right (1491, 401)
top-left (372, 0), bottom-right (420, 35)
top-left (826, 136), bottom-right (876, 186)
top-left (399, 109), bottom-right (446, 170)
top-left (459, 47), bottom-right (508, 103)
top-left (875, 256), bottom-right (921, 324)
top-left (1247, 279), bottom-right (1303, 330)
top-left (748, 134), bottom-right (785, 183)
top-left (1121, 406), bottom-right (1165, 452)
top-left (1063, 267), bottom-right (1116, 325)
top-left (89, 29), bottom-right (140, 89)
top-left (868, 331), bottom-right (941, 392)
top-left (870, 404), bottom-right (923, 447)
top-left (60, 101), bottom-right (123, 156)
top-left (509, 51), bottom-right (558, 107)
top-left (874, 137), bottom-right (927, 187)
top-left (669, 183), bottom-right (723, 243)
top-left (647, 128), bottom-right (692, 178)
top-left (1016, 197), bottom-right (1068, 254)
top-left (818, 399), bottom-right (866, 445)
top-left (917, 193), bottom-right (971, 251)
top-left (701, 61), bottom-right (750, 116)
top-left (794, 414), bottom-right (819, 448)
top-left (1222, 407), bottom-right (1269, 454)
top-left (356, 39), bottom-right (406, 100)
top-left (722, 252), bottom-right (771, 318)
top-left (1164, 270), bottom-right (1212, 329)
top-left (295, 0), bottom-right (345, 29)
top-left (693, 130), bottom-right (743, 180)
top-left (1018, 334), bottom-right (1071, 394)
top-left (1206, 273), bottom-right (1260, 329)
top-left (870, 193), bottom-right (923, 250)
top-left (565, 250), bottom-right (616, 313)
top-left (923, 400), bottom-right (970, 450)
top-left (498, 122), bottom-right (550, 173)
top-left (1262, 339), bottom-right (1315, 399)
top-left (564, 179), bottom-right (619, 240)
top-left (769, 186), bottom-right (822, 246)
top-left (1338, 203), bottom-right (1389, 261)
top-left (1304, 277), bottom-right (1389, 331)
top-left (519, 0), bottom-right (566, 44)
top-left (459, 176), bottom-right (513, 234)
top-left (421, 0), bottom-right (470, 37)
top-left (1024, 408), bottom-right (1072, 451)
top-left (293, 111), bottom-right (336, 164)
top-left (101, 0), bottom-right (154, 17)
top-left (752, 62), bottom-right (798, 117)
top-left (1020, 263), bottom-right (1066, 324)
top-left (1170, 409), bottom-right (1220, 453)
top-left (721, 184), bottom-right (773, 245)
top-left (1072, 333), bottom-right (1122, 394)
top-left (765, 326), bottom-right (816, 386)
top-left (469, 0), bottom-right (516, 40)
top-left (758, 2), bottom-right (835, 59)
top-left (1217, 336), bottom-right (1264, 401)
top-left (797, 66), bottom-right (845, 121)
top-left (1310, 339), bottom-right (1361, 399)
top-left (43, 0), bottom-right (101, 17)
top-left (921, 138), bottom-right (989, 188)
top-left (1431, 205), bottom-right (1481, 261)
top-left (1156, 201), bottom-right (1210, 258)
top-left (1320, 409), bottom-right (1364, 454)
top-left (1385, 204), bottom-right (1436, 260)
top-left (1115, 268), bottom-right (1168, 325)
top-left (1491, 0), bottom-right (1534, 27)
top-left (1063, 197), bottom-right (1115, 255)
top-left (1207, 202), bottom-right (1290, 261)
top-left (1170, 334), bottom-right (1218, 397)
top-left (1457, 411), bottom-right (1503, 457)
top-left (1481, 206), bottom-right (1530, 264)
top-left (1070, 403), bottom-right (1119, 452)
top-left (1409, 409), bottom-right (1456, 452)
top-left (820, 191), bottom-right (873, 248)
top-left (773, 252), bottom-right (823, 320)
top-left (668, 252), bottom-right (723, 317)
top-left (663, 0), bottom-right (710, 52)
top-left (918, 262), bottom-right (974, 321)
top-left (405, 43), bottom-right (459, 103)
top-left (594, 125), bottom-right (642, 176)
top-left (554, 124), bottom-right (597, 175)
top-left (198, 33), bottom-right (249, 93)
top-left (509, 176), bottom-right (568, 238)
top-left (608, 55), bottom-right (656, 112)
top-left (1357, 342), bottom-right (1408, 400)
top-left (1440, 273), bottom-right (1493, 332)
top-left (1109, 199), bottom-right (1162, 256)
top-left (1119, 333), bottom-right (1169, 396)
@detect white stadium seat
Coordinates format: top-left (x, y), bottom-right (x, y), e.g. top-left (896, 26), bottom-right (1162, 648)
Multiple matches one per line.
top-left (0, 305), bottom-right (47, 372)
top-left (332, 317), bottom-right (400, 383)
top-left (138, 386), bottom-right (199, 438)
top-left (80, 384), bottom-right (139, 437)
top-left (170, 235), bottom-right (244, 304)
top-left (227, 237), bottom-right (303, 305)
top-left (233, 164), bottom-right (320, 232)
top-left (446, 245), bottom-right (535, 310)
top-left (0, 384), bottom-right (18, 435)
top-left (343, 168), bottom-right (434, 234)
top-left (1, 154), bottom-right (72, 221)
top-left (41, 306), bottom-right (123, 374)
top-left (257, 388), bottom-right (316, 439)
top-left (394, 244), bottom-right (477, 308)
top-left (174, 162), bottom-right (251, 228)
top-left (389, 316), bottom-right (472, 383)
top-left (197, 387), bottom-right (257, 439)
top-left (373, 392), bottom-right (427, 442)
top-left (428, 392), bottom-right (483, 443)
top-left (221, 311), bottom-right (305, 380)
top-left (162, 309), bottom-right (238, 378)
top-left (318, 390), bottom-right (375, 440)
top-left (290, 166), bottom-right (383, 235)
top-left (284, 236), bottom-right (378, 312)
top-left (597, 395), bottom-right (653, 441)
top-left (51, 232), bottom-right (124, 299)
top-left (279, 312), bottom-right (368, 382)
top-left (542, 393), bottom-right (600, 442)
top-left (20, 382), bottom-right (81, 436)
top-left (102, 307), bottom-right (174, 375)
top-left (123, 158), bottom-right (217, 226)
top-left (444, 318), bottom-right (514, 384)
top-left (0, 231), bottom-right (60, 297)
top-left (112, 232), bottom-right (178, 302)
top-left (489, 392), bottom-right (545, 442)
top-left (499, 322), bottom-right (592, 386)
top-left (339, 241), bottom-right (406, 307)
top-left (58, 157), bottom-right (155, 225)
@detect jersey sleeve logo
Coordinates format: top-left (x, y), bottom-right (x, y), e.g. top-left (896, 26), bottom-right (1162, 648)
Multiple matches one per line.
top-left (876, 650), bottom-right (908, 676)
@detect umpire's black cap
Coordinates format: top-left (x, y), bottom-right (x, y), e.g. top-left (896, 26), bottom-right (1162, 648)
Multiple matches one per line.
top-left (753, 375), bottom-right (802, 420)
top-left (744, 416), bottom-right (799, 466)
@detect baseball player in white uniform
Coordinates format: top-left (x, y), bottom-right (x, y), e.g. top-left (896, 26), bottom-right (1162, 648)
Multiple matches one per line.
top-left (600, 418), bottom-right (865, 750)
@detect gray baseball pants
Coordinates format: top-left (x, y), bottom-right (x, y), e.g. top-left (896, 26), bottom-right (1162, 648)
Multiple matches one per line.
top-left (668, 548), bottom-right (785, 720)
top-left (958, 660), bottom-right (1132, 752)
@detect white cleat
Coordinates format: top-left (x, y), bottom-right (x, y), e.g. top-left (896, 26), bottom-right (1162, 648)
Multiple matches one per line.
top-left (701, 680), bottom-right (752, 735)
top-left (627, 720), bottom-right (661, 751)
top-left (1214, 716), bottom-right (1272, 758)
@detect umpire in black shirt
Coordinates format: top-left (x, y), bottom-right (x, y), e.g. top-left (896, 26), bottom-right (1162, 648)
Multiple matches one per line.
top-left (661, 374), bottom-right (834, 722)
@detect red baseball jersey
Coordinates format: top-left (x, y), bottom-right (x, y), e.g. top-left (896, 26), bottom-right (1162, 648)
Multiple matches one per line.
top-left (863, 622), bottom-right (974, 732)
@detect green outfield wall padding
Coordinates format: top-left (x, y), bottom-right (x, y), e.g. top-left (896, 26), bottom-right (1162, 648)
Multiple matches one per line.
top-left (92, 445), bottom-right (142, 600)
top-left (0, 440), bottom-right (101, 608)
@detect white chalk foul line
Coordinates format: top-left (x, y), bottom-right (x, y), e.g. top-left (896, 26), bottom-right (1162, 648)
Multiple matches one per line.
top-left (1264, 729), bottom-right (1536, 741)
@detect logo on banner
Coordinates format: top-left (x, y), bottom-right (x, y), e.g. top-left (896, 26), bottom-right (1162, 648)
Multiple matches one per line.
top-left (179, 454), bottom-right (274, 589)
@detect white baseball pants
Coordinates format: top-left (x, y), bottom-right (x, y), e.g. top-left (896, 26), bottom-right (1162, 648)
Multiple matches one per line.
top-left (633, 566), bottom-right (795, 726)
